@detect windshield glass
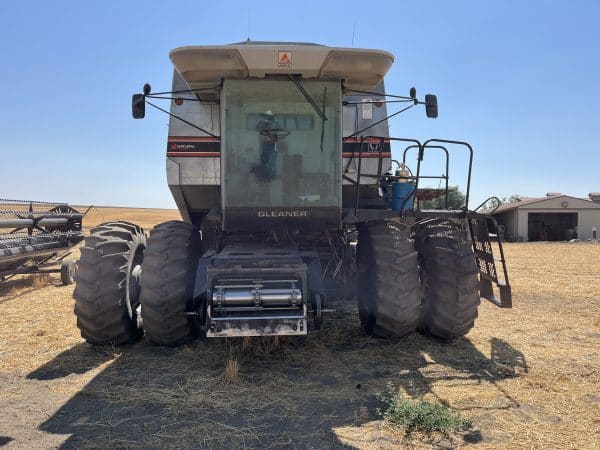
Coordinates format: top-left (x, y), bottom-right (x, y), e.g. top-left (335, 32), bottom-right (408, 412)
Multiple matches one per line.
top-left (222, 79), bottom-right (341, 209)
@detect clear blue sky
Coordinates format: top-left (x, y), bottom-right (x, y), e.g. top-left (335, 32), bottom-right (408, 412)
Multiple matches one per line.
top-left (1, 1), bottom-right (599, 209)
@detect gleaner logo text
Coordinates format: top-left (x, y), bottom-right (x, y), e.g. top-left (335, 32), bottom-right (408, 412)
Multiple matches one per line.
top-left (258, 211), bottom-right (308, 217)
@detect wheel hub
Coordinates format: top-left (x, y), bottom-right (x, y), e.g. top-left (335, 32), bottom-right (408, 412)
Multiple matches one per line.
top-left (129, 264), bottom-right (142, 304)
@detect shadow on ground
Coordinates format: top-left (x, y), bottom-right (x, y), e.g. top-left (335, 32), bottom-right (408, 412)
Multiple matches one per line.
top-left (0, 275), bottom-right (62, 303)
top-left (27, 343), bottom-right (118, 381)
top-left (30, 302), bottom-right (527, 448)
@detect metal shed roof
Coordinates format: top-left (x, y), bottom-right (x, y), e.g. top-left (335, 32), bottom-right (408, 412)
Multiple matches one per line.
top-left (492, 195), bottom-right (598, 214)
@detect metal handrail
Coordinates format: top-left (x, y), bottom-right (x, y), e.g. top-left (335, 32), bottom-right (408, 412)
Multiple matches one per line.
top-left (422, 139), bottom-right (474, 210)
top-left (474, 196), bottom-right (502, 214)
top-left (355, 136), bottom-right (422, 216)
top-left (403, 144), bottom-right (450, 209)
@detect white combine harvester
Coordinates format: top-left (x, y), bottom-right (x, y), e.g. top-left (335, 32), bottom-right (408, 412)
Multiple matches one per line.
top-left (72, 41), bottom-right (511, 346)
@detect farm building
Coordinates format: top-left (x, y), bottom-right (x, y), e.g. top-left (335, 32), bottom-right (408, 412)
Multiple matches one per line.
top-left (491, 193), bottom-right (600, 242)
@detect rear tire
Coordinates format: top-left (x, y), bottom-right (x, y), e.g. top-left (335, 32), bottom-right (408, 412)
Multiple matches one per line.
top-left (73, 221), bottom-right (146, 345)
top-left (357, 220), bottom-right (421, 338)
top-left (413, 218), bottom-right (481, 340)
top-left (140, 221), bottom-right (202, 345)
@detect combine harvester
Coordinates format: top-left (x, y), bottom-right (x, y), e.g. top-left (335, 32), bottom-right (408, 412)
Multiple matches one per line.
top-left (73, 41), bottom-right (511, 346)
top-left (0, 199), bottom-right (86, 284)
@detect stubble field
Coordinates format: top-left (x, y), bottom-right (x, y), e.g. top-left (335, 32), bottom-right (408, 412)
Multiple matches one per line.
top-left (0, 206), bottom-right (598, 449)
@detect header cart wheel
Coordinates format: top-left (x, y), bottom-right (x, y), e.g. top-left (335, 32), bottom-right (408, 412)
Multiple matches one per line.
top-left (60, 258), bottom-right (77, 285)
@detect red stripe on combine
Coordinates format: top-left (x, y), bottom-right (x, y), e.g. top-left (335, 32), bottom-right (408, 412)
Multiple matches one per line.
top-left (168, 152), bottom-right (390, 158)
top-left (167, 152), bottom-right (221, 157)
top-left (342, 153), bottom-right (391, 158)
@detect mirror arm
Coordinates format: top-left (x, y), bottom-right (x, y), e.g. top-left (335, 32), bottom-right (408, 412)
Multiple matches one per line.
top-left (145, 100), bottom-right (219, 139)
top-left (148, 85), bottom-right (222, 96)
top-left (345, 88), bottom-right (413, 101)
top-left (344, 103), bottom-right (415, 139)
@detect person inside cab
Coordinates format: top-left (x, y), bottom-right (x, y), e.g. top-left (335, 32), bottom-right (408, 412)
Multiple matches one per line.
top-left (256, 110), bottom-right (287, 180)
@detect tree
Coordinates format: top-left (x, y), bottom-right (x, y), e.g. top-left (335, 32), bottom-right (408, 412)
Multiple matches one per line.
top-left (482, 194), bottom-right (521, 211)
top-left (503, 195), bottom-right (521, 204)
top-left (420, 186), bottom-right (466, 209)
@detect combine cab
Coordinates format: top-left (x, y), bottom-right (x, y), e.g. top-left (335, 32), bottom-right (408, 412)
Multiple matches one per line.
top-left (74, 42), bottom-right (511, 345)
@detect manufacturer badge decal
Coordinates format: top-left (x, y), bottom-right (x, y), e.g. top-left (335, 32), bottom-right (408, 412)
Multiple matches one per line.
top-left (278, 51), bottom-right (292, 68)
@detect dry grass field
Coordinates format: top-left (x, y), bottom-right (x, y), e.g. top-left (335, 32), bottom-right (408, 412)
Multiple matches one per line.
top-left (79, 205), bottom-right (180, 230)
top-left (0, 207), bottom-right (598, 449)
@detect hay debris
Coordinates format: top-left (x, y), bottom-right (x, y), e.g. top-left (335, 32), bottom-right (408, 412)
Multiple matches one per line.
top-left (223, 358), bottom-right (240, 383)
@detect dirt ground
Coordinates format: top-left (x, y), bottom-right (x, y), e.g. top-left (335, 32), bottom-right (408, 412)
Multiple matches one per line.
top-left (0, 207), bottom-right (598, 449)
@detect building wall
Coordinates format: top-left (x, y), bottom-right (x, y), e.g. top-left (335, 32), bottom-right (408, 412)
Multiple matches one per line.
top-left (493, 196), bottom-right (600, 241)
top-left (578, 210), bottom-right (600, 240)
top-left (494, 210), bottom-right (518, 239)
top-left (517, 209), bottom-right (528, 240)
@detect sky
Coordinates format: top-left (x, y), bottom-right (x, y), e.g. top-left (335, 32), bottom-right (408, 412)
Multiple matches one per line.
top-left (0, 0), bottom-right (599, 209)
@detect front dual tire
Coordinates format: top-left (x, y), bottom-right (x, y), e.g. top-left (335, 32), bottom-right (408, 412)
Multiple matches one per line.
top-left (73, 220), bottom-right (203, 346)
top-left (357, 221), bottom-right (421, 338)
top-left (73, 222), bottom-right (146, 345)
top-left (413, 218), bottom-right (481, 340)
top-left (140, 221), bottom-right (202, 346)
top-left (356, 219), bottom-right (481, 341)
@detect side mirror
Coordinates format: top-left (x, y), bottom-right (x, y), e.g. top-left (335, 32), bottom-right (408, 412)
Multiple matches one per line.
top-left (132, 94), bottom-right (145, 119)
top-left (425, 94), bottom-right (438, 118)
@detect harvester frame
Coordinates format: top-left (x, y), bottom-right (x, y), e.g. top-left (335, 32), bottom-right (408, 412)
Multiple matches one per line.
top-left (72, 41), bottom-right (512, 346)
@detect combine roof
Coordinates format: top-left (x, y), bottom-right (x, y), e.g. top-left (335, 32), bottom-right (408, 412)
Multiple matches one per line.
top-left (169, 42), bottom-right (394, 90)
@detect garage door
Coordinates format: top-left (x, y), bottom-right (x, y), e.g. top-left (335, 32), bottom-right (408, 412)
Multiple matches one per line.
top-left (528, 212), bottom-right (577, 241)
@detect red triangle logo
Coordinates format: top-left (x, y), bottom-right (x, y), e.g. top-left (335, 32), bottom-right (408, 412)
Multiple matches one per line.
top-left (280, 53), bottom-right (289, 62)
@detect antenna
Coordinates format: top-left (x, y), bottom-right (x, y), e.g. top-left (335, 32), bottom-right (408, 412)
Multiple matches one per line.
top-left (247, 8), bottom-right (251, 41)
top-left (351, 21), bottom-right (356, 47)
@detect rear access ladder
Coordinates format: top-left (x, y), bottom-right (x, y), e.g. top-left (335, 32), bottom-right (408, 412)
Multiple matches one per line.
top-left (467, 211), bottom-right (512, 308)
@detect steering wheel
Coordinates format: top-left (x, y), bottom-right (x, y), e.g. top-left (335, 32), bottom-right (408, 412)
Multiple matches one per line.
top-left (260, 128), bottom-right (290, 137)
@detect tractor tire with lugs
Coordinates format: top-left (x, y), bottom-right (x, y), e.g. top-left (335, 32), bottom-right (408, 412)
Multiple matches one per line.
top-left (73, 221), bottom-right (146, 345)
top-left (140, 221), bottom-right (202, 345)
top-left (357, 220), bottom-right (421, 338)
top-left (413, 218), bottom-right (481, 340)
